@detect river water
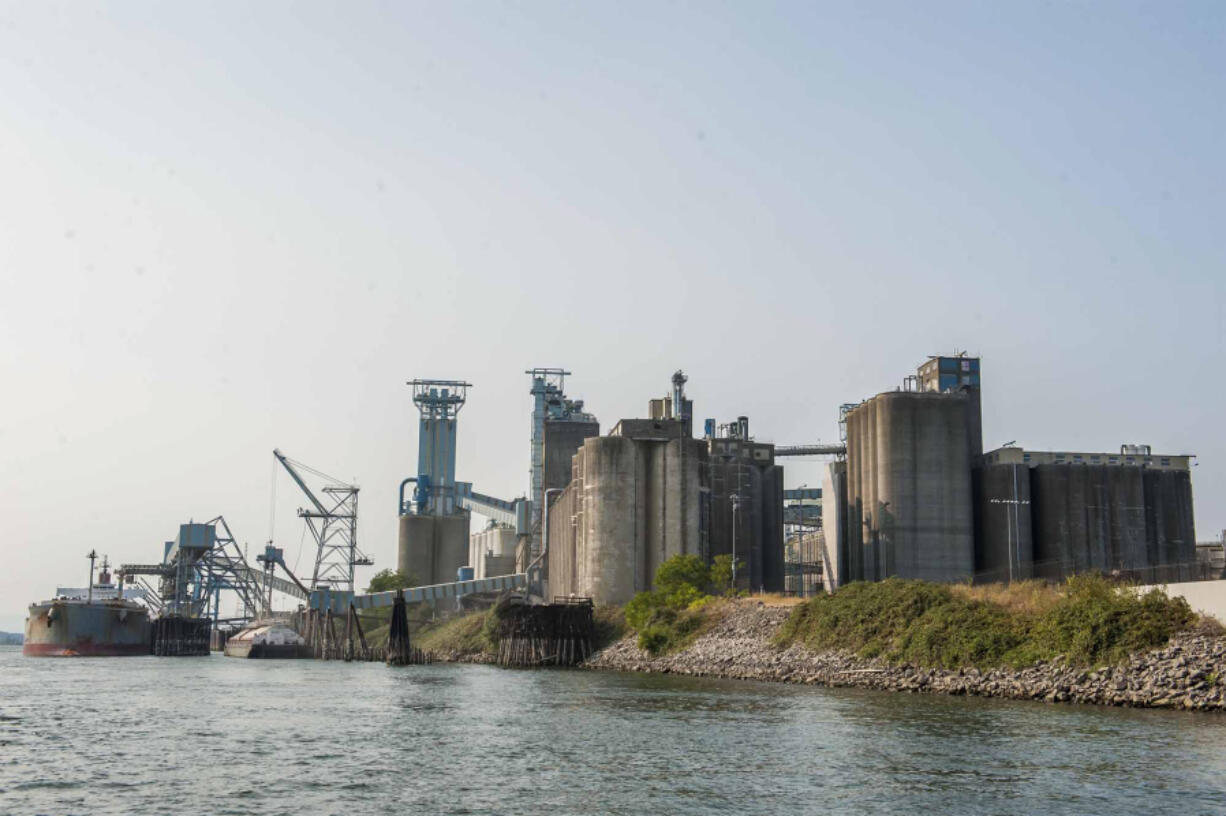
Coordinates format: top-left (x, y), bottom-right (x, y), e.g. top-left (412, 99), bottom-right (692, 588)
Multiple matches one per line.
top-left (1, 646), bottom-right (1224, 815)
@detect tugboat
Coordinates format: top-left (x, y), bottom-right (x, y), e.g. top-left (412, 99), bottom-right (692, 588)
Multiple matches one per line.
top-left (23, 551), bottom-right (152, 656)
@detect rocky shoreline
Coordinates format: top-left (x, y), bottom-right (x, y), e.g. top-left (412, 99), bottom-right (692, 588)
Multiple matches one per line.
top-left (584, 602), bottom-right (1226, 712)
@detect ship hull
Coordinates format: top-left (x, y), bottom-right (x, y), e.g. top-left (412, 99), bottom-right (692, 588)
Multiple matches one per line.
top-left (23, 600), bottom-right (151, 657)
top-left (223, 640), bottom-right (312, 659)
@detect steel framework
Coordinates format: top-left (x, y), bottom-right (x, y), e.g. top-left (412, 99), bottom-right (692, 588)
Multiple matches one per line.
top-left (274, 449), bottom-right (370, 593)
top-left (120, 516), bottom-right (300, 624)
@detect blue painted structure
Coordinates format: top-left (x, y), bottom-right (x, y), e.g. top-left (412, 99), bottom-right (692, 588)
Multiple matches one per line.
top-left (407, 380), bottom-right (471, 516)
top-left (309, 573), bottom-right (527, 613)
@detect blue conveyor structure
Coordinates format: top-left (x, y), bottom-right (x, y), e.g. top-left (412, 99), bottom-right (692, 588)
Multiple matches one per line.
top-left (309, 573), bottom-right (527, 614)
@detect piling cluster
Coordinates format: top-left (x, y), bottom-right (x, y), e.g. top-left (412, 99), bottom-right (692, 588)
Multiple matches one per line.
top-left (151, 616), bottom-right (211, 656)
top-left (496, 597), bottom-right (594, 667)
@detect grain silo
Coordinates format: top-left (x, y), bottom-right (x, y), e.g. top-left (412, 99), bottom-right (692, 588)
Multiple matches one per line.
top-left (844, 389), bottom-right (975, 583)
top-left (977, 445), bottom-right (1197, 582)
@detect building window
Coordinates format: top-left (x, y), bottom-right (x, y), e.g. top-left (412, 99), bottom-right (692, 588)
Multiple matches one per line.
top-left (1161, 458), bottom-right (1170, 466)
top-left (1023, 454), bottom-right (1031, 463)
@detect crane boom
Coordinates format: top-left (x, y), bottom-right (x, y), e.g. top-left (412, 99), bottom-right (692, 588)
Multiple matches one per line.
top-left (273, 448), bottom-right (329, 516)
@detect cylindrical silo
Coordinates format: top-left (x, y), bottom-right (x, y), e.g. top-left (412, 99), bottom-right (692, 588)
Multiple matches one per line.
top-left (398, 514), bottom-right (436, 585)
top-left (844, 405), bottom-right (862, 583)
top-left (905, 392), bottom-right (974, 582)
top-left (844, 391), bottom-right (974, 583)
top-left (581, 436), bottom-right (639, 606)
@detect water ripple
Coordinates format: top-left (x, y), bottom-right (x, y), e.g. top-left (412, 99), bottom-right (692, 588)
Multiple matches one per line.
top-left (1, 646), bottom-right (1224, 815)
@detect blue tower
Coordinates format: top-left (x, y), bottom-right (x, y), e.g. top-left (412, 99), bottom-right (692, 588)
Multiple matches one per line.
top-left (409, 379), bottom-right (471, 515)
top-left (398, 379), bottom-right (473, 587)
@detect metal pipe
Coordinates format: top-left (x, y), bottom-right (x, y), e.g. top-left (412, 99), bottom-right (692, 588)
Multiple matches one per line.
top-left (398, 477), bottom-right (418, 515)
top-left (731, 494), bottom-right (742, 590)
top-left (527, 488), bottom-right (563, 598)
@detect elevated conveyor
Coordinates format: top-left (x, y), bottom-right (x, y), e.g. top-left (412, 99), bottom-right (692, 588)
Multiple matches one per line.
top-left (310, 573), bottom-right (527, 613)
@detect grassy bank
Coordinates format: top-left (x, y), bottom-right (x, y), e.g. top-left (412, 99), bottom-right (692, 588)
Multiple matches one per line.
top-left (775, 574), bottom-right (1207, 670)
top-left (362, 603), bottom-right (628, 661)
top-left (415, 608), bottom-right (498, 658)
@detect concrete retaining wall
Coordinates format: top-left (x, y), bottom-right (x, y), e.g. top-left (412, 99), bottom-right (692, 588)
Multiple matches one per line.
top-left (1136, 579), bottom-right (1226, 625)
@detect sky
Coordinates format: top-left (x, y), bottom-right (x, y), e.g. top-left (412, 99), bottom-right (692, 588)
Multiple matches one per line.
top-left (1, 1), bottom-right (1223, 631)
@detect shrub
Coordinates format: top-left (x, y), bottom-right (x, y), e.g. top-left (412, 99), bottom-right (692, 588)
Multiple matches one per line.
top-left (654, 555), bottom-right (712, 599)
top-left (624, 555), bottom-right (719, 656)
top-left (775, 573), bottom-right (1197, 670)
top-left (710, 555), bottom-right (744, 596)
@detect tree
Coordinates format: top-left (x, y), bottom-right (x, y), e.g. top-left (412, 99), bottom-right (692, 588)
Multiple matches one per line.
top-left (365, 568), bottom-right (415, 594)
top-left (653, 554), bottom-right (711, 598)
top-left (710, 554), bottom-right (744, 596)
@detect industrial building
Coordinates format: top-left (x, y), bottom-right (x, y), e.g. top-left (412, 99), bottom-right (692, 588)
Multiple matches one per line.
top-left (398, 380), bottom-right (474, 586)
top-left (842, 378), bottom-right (978, 583)
top-left (822, 353), bottom-right (1201, 589)
top-left (469, 524), bottom-right (518, 580)
top-left (524, 369), bottom-right (600, 571)
top-left (706, 417), bottom-right (786, 593)
top-left (975, 444), bottom-right (1197, 583)
top-left (546, 373), bottom-right (790, 605)
top-left (546, 401), bottom-right (709, 605)
top-left (398, 351), bottom-right (1202, 602)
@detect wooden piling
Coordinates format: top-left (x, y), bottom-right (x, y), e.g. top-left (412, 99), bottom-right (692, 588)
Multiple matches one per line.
top-left (495, 597), bottom-right (593, 668)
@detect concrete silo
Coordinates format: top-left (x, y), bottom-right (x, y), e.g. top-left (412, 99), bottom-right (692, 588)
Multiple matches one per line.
top-left (845, 390), bottom-right (975, 583)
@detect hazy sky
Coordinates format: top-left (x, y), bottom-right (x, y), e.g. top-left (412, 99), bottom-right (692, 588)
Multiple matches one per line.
top-left (2, 1), bottom-right (1223, 631)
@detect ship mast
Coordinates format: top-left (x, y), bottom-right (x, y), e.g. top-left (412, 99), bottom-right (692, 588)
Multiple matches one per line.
top-left (86, 549), bottom-right (98, 604)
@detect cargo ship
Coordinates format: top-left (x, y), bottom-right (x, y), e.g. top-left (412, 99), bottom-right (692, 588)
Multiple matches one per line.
top-left (23, 551), bottom-right (152, 657)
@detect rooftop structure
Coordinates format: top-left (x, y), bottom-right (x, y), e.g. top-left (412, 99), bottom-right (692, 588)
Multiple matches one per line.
top-left (982, 444), bottom-right (1192, 471)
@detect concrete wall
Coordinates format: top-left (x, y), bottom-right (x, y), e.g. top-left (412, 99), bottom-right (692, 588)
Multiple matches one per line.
top-left (974, 463), bottom-right (1035, 582)
top-left (543, 419), bottom-right (600, 501)
top-left (1135, 579), bottom-right (1226, 625)
top-left (845, 391), bottom-right (975, 583)
top-left (707, 457), bottom-right (785, 592)
top-left (1143, 469), bottom-right (1197, 573)
top-left (547, 433), bottom-right (708, 605)
top-left (1001, 463), bottom-right (1198, 582)
top-left (821, 461), bottom-right (848, 592)
top-left (398, 513), bottom-right (470, 586)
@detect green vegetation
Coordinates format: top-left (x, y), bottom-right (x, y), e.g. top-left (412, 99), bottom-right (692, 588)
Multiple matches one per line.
top-left (365, 569), bottom-right (416, 594)
top-left (359, 570), bottom-right (426, 634)
top-left (414, 608), bottom-right (499, 657)
top-left (592, 605), bottom-right (628, 651)
top-left (774, 574), bottom-right (1196, 670)
top-left (709, 554), bottom-right (745, 596)
top-left (624, 554), bottom-right (725, 656)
